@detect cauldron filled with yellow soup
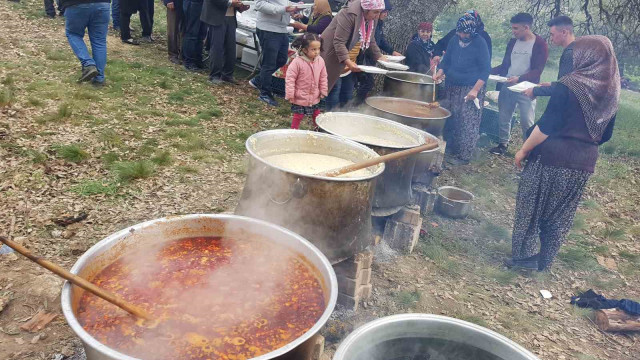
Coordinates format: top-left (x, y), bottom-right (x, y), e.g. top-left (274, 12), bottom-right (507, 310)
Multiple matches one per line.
top-left (61, 214), bottom-right (337, 360)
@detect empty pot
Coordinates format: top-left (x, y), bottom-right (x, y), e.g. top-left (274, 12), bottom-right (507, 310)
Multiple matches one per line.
top-left (435, 186), bottom-right (474, 218)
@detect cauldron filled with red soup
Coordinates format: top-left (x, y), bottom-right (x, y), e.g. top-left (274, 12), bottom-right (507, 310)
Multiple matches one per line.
top-left (61, 214), bottom-right (338, 360)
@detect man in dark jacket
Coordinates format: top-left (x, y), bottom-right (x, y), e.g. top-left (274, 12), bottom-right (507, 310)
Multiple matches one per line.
top-left (524, 16), bottom-right (575, 99)
top-left (489, 12), bottom-right (548, 155)
top-left (201, 0), bottom-right (248, 84)
top-left (62, 0), bottom-right (110, 86)
top-left (164, 0), bottom-right (184, 64)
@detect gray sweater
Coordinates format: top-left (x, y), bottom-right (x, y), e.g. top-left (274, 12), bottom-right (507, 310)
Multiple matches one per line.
top-left (255, 0), bottom-right (290, 33)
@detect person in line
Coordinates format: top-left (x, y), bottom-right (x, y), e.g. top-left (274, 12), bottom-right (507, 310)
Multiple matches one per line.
top-left (120, 0), bottom-right (154, 44)
top-left (432, 12), bottom-right (490, 165)
top-left (404, 22), bottom-right (435, 74)
top-left (181, 0), bottom-right (207, 70)
top-left (202, 0), bottom-right (249, 84)
top-left (290, 0), bottom-right (333, 35)
top-left (325, 42), bottom-right (358, 110)
top-left (249, 0), bottom-right (299, 106)
top-left (285, 33), bottom-right (328, 129)
top-left (44, 0), bottom-right (63, 18)
top-left (506, 36), bottom-right (620, 271)
top-left (111, 0), bottom-right (119, 30)
top-left (164, 0), bottom-right (183, 64)
top-left (433, 9), bottom-right (491, 64)
top-left (62, 0), bottom-right (110, 86)
top-left (353, 0), bottom-right (400, 105)
top-left (489, 13), bottom-right (549, 156)
top-left (321, 0), bottom-right (385, 97)
top-left (524, 15), bottom-right (576, 99)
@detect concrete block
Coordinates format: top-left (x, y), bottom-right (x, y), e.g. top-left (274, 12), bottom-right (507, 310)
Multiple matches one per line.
top-left (337, 273), bottom-right (363, 297)
top-left (413, 186), bottom-right (437, 216)
top-left (383, 217), bottom-right (423, 254)
top-left (360, 268), bottom-right (372, 286)
top-left (333, 257), bottom-right (363, 279)
top-left (356, 250), bottom-right (374, 269)
top-left (359, 284), bottom-right (373, 299)
top-left (392, 205), bottom-right (422, 226)
top-left (337, 292), bottom-right (359, 311)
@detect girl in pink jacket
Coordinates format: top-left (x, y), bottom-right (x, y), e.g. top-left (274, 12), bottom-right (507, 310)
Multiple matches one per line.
top-left (285, 33), bottom-right (328, 129)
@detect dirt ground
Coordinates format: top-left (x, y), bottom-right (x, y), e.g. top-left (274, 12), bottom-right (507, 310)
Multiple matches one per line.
top-left (1, 1), bottom-right (639, 359)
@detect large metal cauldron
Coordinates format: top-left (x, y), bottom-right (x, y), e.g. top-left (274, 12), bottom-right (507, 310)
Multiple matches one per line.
top-left (333, 314), bottom-right (539, 360)
top-left (316, 112), bottom-right (425, 214)
top-left (61, 214), bottom-right (338, 360)
top-left (412, 129), bottom-right (441, 184)
top-left (383, 71), bottom-right (437, 103)
top-left (364, 96), bottom-right (452, 137)
top-left (235, 130), bottom-right (384, 263)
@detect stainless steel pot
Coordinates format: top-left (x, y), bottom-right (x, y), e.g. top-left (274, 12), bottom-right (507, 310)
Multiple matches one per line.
top-left (316, 112), bottom-right (425, 213)
top-left (333, 314), bottom-right (539, 360)
top-left (411, 129), bottom-right (441, 184)
top-left (235, 130), bottom-right (385, 263)
top-left (383, 71), bottom-right (437, 103)
top-left (61, 214), bottom-right (338, 360)
top-left (435, 186), bottom-right (474, 218)
top-left (364, 96), bottom-right (452, 137)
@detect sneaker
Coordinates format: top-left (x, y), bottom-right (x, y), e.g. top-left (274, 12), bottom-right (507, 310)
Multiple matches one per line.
top-left (489, 144), bottom-right (508, 155)
top-left (221, 77), bottom-right (239, 86)
top-left (122, 38), bottom-right (140, 45)
top-left (140, 35), bottom-right (155, 43)
top-left (78, 65), bottom-right (99, 83)
top-left (209, 77), bottom-right (223, 85)
top-left (258, 94), bottom-right (278, 107)
top-left (248, 78), bottom-right (259, 90)
top-left (445, 156), bottom-right (470, 166)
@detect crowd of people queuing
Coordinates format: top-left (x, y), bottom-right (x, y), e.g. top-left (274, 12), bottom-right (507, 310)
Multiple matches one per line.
top-left (52, 0), bottom-right (620, 271)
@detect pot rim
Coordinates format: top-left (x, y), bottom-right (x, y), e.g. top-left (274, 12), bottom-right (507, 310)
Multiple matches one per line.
top-left (365, 96), bottom-right (452, 121)
top-left (245, 129), bottom-right (385, 182)
top-left (61, 214), bottom-right (338, 360)
top-left (437, 185), bottom-right (474, 203)
top-left (333, 314), bottom-right (540, 360)
top-left (316, 112), bottom-right (428, 150)
top-left (385, 71), bottom-right (435, 85)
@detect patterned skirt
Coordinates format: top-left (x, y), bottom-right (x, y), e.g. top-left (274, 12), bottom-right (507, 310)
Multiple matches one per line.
top-left (511, 158), bottom-right (591, 270)
top-left (291, 103), bottom-right (320, 116)
top-left (441, 85), bottom-right (485, 161)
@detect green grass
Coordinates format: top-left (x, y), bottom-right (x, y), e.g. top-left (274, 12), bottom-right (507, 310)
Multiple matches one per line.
top-left (619, 250), bottom-right (639, 262)
top-left (70, 180), bottom-right (119, 196)
top-left (177, 165), bottom-right (199, 174)
top-left (99, 128), bottom-right (123, 147)
top-left (558, 246), bottom-right (601, 271)
top-left (112, 160), bottom-right (155, 182)
top-left (395, 290), bottom-right (421, 308)
top-left (54, 144), bottom-right (89, 163)
top-left (481, 221), bottom-right (511, 241)
top-left (151, 151), bottom-right (173, 166)
top-left (0, 87), bottom-right (16, 107)
top-left (482, 267), bottom-right (519, 285)
top-left (37, 102), bottom-right (74, 124)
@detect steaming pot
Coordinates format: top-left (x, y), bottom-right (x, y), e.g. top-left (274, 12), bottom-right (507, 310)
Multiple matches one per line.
top-left (383, 71), bottom-right (438, 103)
top-left (333, 314), bottom-right (539, 360)
top-left (235, 130), bottom-right (385, 263)
top-left (61, 214), bottom-right (338, 360)
top-left (316, 113), bottom-right (425, 215)
top-left (364, 96), bottom-right (451, 137)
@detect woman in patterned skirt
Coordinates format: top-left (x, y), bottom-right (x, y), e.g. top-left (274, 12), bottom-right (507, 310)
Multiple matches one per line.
top-left (505, 35), bottom-right (620, 271)
top-left (433, 12), bottom-right (491, 165)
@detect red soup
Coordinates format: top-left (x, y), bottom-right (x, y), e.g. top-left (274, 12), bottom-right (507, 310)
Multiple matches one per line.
top-left (77, 237), bottom-right (326, 359)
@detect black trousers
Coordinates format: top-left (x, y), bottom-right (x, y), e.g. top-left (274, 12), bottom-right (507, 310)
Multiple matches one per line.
top-left (44, 0), bottom-right (61, 16)
top-left (208, 17), bottom-right (237, 79)
top-left (166, 5), bottom-right (183, 60)
top-left (119, 0), bottom-right (153, 40)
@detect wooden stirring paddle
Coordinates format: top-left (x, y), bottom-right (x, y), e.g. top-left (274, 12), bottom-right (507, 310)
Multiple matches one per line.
top-left (317, 141), bottom-right (439, 178)
top-left (0, 236), bottom-right (152, 320)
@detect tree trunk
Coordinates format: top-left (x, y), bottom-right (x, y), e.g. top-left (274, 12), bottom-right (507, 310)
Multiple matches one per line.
top-left (594, 309), bottom-right (640, 332)
top-left (384, 0), bottom-right (452, 53)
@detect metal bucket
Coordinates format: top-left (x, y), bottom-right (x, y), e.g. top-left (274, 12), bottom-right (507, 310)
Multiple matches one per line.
top-left (61, 214), bottom-right (338, 360)
top-left (316, 112), bottom-right (425, 214)
top-left (364, 96), bottom-right (451, 137)
top-left (333, 314), bottom-right (539, 360)
top-left (383, 71), bottom-right (437, 103)
top-left (235, 130), bottom-right (385, 263)
top-left (435, 186), bottom-right (474, 219)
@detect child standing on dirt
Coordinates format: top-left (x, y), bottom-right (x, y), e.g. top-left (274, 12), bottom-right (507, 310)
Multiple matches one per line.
top-left (285, 33), bottom-right (328, 130)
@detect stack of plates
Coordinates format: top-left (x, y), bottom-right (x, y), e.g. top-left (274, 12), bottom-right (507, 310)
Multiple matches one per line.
top-left (377, 60), bottom-right (409, 71)
top-left (357, 65), bottom-right (388, 74)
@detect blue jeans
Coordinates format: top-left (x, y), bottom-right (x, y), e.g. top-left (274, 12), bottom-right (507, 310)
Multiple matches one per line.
top-left (111, 0), bottom-right (120, 29)
top-left (65, 3), bottom-right (110, 83)
top-left (181, 0), bottom-right (206, 68)
top-left (256, 29), bottom-right (289, 97)
top-left (325, 73), bottom-right (355, 111)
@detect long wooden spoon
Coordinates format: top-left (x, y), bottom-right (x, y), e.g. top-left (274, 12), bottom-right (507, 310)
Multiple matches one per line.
top-left (317, 141), bottom-right (439, 178)
top-left (0, 236), bottom-right (152, 320)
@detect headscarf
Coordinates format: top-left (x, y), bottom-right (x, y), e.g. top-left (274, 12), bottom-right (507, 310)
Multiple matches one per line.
top-left (359, 0), bottom-right (385, 50)
top-left (411, 22), bottom-right (434, 54)
top-left (312, 0), bottom-right (332, 18)
top-left (464, 10), bottom-right (484, 33)
top-left (383, 0), bottom-right (392, 12)
top-left (558, 35), bottom-right (621, 140)
top-left (418, 22), bottom-right (432, 32)
top-left (456, 12), bottom-right (478, 37)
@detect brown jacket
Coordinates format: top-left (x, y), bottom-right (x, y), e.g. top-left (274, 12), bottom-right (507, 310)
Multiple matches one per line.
top-left (320, 0), bottom-right (382, 91)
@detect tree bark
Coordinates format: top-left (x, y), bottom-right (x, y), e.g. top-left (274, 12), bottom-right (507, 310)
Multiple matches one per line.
top-left (385, 0), bottom-right (452, 53)
top-left (594, 309), bottom-right (640, 332)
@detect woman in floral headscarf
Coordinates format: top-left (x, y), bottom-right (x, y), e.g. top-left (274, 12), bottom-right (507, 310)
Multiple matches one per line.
top-left (433, 10), bottom-right (492, 64)
top-left (505, 35), bottom-right (620, 271)
top-left (433, 12), bottom-right (490, 165)
top-left (291, 0), bottom-right (334, 35)
top-left (405, 22), bottom-right (436, 74)
top-left (320, 0), bottom-right (386, 94)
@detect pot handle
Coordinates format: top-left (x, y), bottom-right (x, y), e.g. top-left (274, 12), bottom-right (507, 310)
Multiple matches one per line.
top-left (268, 178), bottom-right (307, 205)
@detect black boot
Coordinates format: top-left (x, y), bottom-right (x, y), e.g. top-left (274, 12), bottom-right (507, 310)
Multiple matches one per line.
top-left (78, 65), bottom-right (98, 83)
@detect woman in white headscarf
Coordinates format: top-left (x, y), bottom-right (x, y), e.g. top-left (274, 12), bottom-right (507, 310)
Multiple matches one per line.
top-left (505, 35), bottom-right (620, 271)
